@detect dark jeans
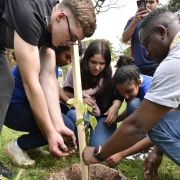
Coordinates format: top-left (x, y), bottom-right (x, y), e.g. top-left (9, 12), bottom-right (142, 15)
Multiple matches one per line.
top-left (139, 66), bottom-right (158, 76)
top-left (4, 102), bottom-right (74, 150)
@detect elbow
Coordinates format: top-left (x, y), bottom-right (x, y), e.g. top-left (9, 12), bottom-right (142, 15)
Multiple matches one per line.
top-left (122, 119), bottom-right (148, 139)
top-left (122, 36), bottom-right (130, 43)
top-left (121, 36), bottom-right (126, 43)
top-left (122, 32), bottom-right (130, 43)
top-left (133, 121), bottom-right (149, 138)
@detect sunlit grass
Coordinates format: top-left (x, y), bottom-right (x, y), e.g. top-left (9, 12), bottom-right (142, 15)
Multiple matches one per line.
top-left (1, 101), bottom-right (180, 179)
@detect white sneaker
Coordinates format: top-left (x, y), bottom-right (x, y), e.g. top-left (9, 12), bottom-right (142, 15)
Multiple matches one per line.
top-left (133, 153), bottom-right (144, 161)
top-left (4, 141), bottom-right (35, 166)
top-left (125, 155), bottom-right (135, 160)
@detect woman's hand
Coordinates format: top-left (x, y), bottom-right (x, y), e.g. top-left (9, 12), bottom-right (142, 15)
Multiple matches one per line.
top-left (83, 97), bottom-right (95, 107)
top-left (104, 106), bottom-right (118, 127)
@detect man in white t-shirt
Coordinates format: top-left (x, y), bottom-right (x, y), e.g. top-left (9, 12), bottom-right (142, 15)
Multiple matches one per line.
top-left (83, 8), bottom-right (180, 180)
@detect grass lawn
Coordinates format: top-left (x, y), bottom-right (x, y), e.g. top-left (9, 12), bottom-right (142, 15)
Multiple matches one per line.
top-left (0, 101), bottom-right (180, 179)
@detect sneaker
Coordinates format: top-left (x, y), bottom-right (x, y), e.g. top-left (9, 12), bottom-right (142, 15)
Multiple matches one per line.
top-left (0, 162), bottom-right (16, 179)
top-left (133, 153), bottom-right (144, 161)
top-left (4, 141), bottom-right (35, 166)
top-left (125, 155), bottom-right (135, 160)
top-left (28, 147), bottom-right (50, 155)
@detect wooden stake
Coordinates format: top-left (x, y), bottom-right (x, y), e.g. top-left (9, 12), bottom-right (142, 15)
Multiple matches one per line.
top-left (70, 45), bottom-right (89, 180)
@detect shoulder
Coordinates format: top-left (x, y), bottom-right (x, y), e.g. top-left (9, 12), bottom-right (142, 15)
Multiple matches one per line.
top-left (3, 0), bottom-right (55, 46)
top-left (129, 16), bottom-right (134, 21)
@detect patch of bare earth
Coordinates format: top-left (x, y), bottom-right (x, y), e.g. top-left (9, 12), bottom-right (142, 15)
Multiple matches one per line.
top-left (44, 136), bottom-right (126, 180)
top-left (46, 163), bottom-right (126, 180)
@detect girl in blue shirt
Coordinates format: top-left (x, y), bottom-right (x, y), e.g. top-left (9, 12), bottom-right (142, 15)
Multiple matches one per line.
top-left (106, 55), bottom-right (154, 165)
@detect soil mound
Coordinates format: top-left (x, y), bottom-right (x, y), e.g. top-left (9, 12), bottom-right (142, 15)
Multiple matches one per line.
top-left (47, 163), bottom-right (126, 180)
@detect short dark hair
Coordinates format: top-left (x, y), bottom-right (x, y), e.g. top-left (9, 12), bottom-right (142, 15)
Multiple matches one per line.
top-left (114, 55), bottom-right (140, 85)
top-left (139, 8), bottom-right (177, 32)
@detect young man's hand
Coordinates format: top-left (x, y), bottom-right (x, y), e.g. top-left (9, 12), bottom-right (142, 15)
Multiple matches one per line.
top-left (133, 8), bottom-right (150, 23)
top-left (47, 128), bottom-right (77, 157)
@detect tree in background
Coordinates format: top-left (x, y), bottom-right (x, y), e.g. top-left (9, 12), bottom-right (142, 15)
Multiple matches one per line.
top-left (165, 0), bottom-right (180, 18)
top-left (93, 0), bottom-right (125, 14)
top-left (83, 39), bottom-right (118, 61)
top-left (115, 37), bottom-right (130, 57)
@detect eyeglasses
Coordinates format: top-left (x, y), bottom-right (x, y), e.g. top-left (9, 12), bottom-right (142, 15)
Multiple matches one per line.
top-left (140, 24), bottom-right (170, 50)
top-left (66, 15), bottom-right (79, 45)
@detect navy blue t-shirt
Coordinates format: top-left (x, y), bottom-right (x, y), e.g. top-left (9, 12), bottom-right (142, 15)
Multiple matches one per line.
top-left (11, 65), bottom-right (59, 103)
top-left (124, 17), bottom-right (158, 68)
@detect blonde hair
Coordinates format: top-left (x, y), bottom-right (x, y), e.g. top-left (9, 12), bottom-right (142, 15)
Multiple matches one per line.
top-left (59, 0), bottom-right (96, 37)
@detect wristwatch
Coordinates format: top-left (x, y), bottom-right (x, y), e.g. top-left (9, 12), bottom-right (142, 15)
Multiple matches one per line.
top-left (93, 145), bottom-right (106, 161)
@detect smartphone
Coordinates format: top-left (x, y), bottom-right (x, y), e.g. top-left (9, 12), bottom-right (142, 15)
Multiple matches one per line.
top-left (137, 0), bottom-right (146, 11)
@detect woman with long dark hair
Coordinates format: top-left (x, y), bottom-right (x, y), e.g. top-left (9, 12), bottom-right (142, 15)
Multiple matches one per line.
top-left (64, 39), bottom-right (122, 146)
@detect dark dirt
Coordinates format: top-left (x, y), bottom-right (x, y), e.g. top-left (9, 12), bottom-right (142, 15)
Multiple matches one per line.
top-left (59, 136), bottom-right (75, 153)
top-left (46, 163), bottom-right (126, 180)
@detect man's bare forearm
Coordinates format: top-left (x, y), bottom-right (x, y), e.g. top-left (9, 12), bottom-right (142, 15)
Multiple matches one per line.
top-left (39, 47), bottom-right (65, 129)
top-left (122, 20), bottom-right (137, 42)
top-left (99, 99), bottom-right (171, 159)
top-left (14, 31), bottom-right (56, 136)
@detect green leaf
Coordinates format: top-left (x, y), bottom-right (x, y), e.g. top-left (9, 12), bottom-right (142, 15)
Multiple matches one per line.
top-left (75, 118), bottom-right (84, 126)
top-left (67, 98), bottom-right (77, 105)
top-left (87, 105), bottom-right (92, 113)
top-left (77, 100), bottom-right (85, 114)
top-left (89, 115), bottom-right (97, 130)
top-left (82, 124), bottom-right (87, 131)
top-left (1, 175), bottom-right (8, 180)
top-left (84, 104), bottom-right (88, 114)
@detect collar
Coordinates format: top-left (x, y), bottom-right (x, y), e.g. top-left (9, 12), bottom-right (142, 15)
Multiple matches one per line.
top-left (140, 75), bottom-right (143, 84)
top-left (169, 31), bottom-right (180, 52)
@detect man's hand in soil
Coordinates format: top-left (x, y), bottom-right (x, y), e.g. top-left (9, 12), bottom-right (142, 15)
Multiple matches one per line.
top-left (143, 146), bottom-right (163, 180)
top-left (82, 147), bottom-right (101, 165)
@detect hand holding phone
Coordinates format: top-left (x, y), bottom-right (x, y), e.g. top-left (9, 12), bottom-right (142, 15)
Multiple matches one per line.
top-left (137, 0), bottom-right (146, 11)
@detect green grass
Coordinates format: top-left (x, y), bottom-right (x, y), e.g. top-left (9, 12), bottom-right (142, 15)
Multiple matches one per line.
top-left (0, 101), bottom-right (180, 179)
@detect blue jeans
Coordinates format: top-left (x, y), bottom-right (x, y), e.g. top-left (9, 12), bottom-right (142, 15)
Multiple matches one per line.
top-left (126, 97), bottom-right (142, 115)
top-left (149, 110), bottom-right (180, 166)
top-left (66, 109), bottom-right (117, 146)
top-left (126, 97), bottom-right (149, 138)
top-left (4, 102), bottom-right (75, 151)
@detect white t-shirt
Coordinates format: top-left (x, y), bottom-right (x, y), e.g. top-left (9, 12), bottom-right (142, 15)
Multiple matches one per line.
top-left (145, 37), bottom-right (180, 108)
